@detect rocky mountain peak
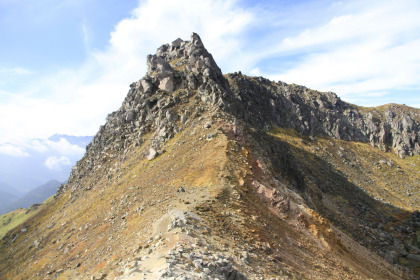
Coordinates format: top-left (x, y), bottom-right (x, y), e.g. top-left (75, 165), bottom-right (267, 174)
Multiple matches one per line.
top-left (3, 33), bottom-right (419, 280)
top-left (61, 33), bottom-right (420, 197)
top-left (60, 33), bottom-right (231, 194)
top-left (145, 32), bottom-right (226, 93)
top-left (142, 33), bottom-right (420, 160)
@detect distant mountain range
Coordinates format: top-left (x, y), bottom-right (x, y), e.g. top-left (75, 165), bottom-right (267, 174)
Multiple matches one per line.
top-left (0, 134), bottom-right (92, 194)
top-left (0, 183), bottom-right (20, 210)
top-left (0, 190), bottom-right (17, 206)
top-left (0, 180), bottom-right (61, 215)
top-left (47, 134), bottom-right (93, 147)
top-left (0, 182), bottom-right (21, 197)
top-left (0, 189), bottom-right (18, 210)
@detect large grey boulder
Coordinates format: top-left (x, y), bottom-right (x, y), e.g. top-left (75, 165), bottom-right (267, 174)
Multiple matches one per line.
top-left (159, 76), bottom-right (174, 92)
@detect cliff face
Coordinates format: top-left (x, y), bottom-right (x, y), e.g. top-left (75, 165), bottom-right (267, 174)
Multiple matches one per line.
top-left (62, 33), bottom-right (229, 192)
top-left (64, 33), bottom-right (420, 195)
top-left (226, 74), bottom-right (420, 158)
top-left (69, 34), bottom-right (419, 194)
top-left (1, 33), bottom-right (419, 280)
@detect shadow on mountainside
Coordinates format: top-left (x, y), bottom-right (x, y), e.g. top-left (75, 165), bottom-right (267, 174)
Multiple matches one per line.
top-left (247, 128), bottom-right (420, 276)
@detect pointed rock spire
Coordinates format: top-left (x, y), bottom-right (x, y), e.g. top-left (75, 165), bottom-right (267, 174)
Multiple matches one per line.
top-left (190, 32), bottom-right (204, 47)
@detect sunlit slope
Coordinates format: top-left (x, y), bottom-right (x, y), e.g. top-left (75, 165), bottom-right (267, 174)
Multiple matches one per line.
top-left (0, 116), bottom-right (229, 279)
top-left (0, 199), bottom-right (54, 240)
top-left (1, 118), bottom-right (411, 279)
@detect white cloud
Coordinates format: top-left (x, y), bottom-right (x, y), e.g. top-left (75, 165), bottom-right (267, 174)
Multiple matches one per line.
top-left (0, 0), bottom-right (254, 144)
top-left (81, 20), bottom-right (90, 51)
top-left (27, 139), bottom-right (49, 153)
top-left (44, 156), bottom-right (71, 171)
top-left (264, 0), bottom-right (420, 103)
top-left (270, 39), bottom-right (420, 95)
top-left (0, 67), bottom-right (33, 76)
top-left (44, 138), bottom-right (85, 156)
top-left (0, 68), bottom-right (34, 92)
top-left (0, 136), bottom-right (86, 158)
top-left (0, 144), bottom-right (30, 157)
top-left (94, 0), bottom-right (254, 77)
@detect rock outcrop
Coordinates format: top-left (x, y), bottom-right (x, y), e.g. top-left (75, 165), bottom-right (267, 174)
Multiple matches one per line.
top-left (65, 33), bottom-right (419, 195)
top-left (225, 74), bottom-right (420, 158)
top-left (61, 33), bottom-right (231, 193)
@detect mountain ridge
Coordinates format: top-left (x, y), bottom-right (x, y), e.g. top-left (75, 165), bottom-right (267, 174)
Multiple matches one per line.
top-left (0, 180), bottom-right (62, 215)
top-left (0, 190), bottom-right (18, 210)
top-left (61, 32), bottom-right (420, 196)
top-left (1, 33), bottom-right (419, 279)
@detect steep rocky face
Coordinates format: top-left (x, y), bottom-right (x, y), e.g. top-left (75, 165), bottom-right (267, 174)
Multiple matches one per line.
top-left (64, 32), bottom-right (419, 196)
top-left (1, 33), bottom-right (419, 280)
top-left (225, 73), bottom-right (420, 158)
top-left (62, 33), bottom-right (230, 194)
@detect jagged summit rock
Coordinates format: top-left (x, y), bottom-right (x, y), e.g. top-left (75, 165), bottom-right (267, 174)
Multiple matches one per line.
top-left (226, 74), bottom-right (420, 158)
top-left (145, 32), bottom-right (420, 159)
top-left (148, 32), bottom-right (226, 91)
top-left (1, 33), bottom-right (419, 280)
top-left (69, 32), bottom-right (420, 193)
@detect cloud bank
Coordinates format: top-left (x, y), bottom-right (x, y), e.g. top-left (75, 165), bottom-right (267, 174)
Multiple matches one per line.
top-left (44, 156), bottom-right (71, 171)
top-left (0, 144), bottom-right (30, 157)
top-left (0, 137), bottom-right (85, 155)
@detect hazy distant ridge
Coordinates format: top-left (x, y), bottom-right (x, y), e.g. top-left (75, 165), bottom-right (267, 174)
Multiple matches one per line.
top-left (0, 180), bottom-right (61, 215)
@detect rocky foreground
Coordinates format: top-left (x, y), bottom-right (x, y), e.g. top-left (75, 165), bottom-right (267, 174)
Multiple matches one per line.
top-left (0, 33), bottom-right (419, 279)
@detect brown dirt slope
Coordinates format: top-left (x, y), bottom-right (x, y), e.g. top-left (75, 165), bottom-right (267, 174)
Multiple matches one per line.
top-left (0, 111), bottom-right (417, 279)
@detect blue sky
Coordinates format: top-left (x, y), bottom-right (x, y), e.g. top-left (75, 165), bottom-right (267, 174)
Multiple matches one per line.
top-left (0, 0), bottom-right (420, 151)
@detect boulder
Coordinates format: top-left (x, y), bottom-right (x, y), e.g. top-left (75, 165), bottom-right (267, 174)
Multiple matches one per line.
top-left (147, 148), bottom-right (158, 161)
top-left (140, 79), bottom-right (152, 95)
top-left (159, 76), bottom-right (174, 93)
top-left (172, 38), bottom-right (183, 48)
